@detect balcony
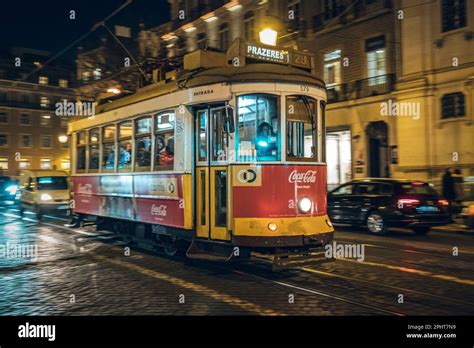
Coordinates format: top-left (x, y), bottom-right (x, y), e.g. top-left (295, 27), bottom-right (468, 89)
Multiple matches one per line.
top-left (326, 74), bottom-right (394, 103)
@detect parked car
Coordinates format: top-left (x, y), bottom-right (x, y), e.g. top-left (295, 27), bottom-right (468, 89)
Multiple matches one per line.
top-left (327, 178), bottom-right (450, 235)
top-left (0, 176), bottom-right (19, 203)
top-left (18, 170), bottom-right (70, 219)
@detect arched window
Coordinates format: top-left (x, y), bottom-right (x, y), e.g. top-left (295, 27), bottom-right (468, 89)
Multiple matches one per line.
top-left (219, 23), bottom-right (229, 51)
top-left (243, 11), bottom-right (255, 41)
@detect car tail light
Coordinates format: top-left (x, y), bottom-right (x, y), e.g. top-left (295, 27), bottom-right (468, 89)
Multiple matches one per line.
top-left (438, 199), bottom-right (449, 206)
top-left (468, 205), bottom-right (474, 215)
top-left (397, 198), bottom-right (420, 209)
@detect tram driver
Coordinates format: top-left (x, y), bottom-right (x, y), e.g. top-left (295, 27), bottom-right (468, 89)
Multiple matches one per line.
top-left (256, 121), bottom-right (277, 158)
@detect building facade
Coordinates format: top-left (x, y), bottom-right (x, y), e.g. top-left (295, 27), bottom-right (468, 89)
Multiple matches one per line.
top-left (0, 48), bottom-right (77, 176)
top-left (138, 0), bottom-right (474, 186)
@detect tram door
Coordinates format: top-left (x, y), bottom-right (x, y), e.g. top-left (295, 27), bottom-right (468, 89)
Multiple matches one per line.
top-left (195, 107), bottom-right (231, 241)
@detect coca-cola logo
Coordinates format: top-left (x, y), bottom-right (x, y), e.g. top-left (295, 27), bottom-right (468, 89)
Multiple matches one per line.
top-left (288, 170), bottom-right (317, 184)
top-left (77, 183), bottom-right (93, 194)
top-left (151, 204), bottom-right (167, 217)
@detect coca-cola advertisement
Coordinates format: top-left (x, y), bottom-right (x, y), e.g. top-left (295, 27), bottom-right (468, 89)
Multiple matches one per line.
top-left (232, 165), bottom-right (327, 219)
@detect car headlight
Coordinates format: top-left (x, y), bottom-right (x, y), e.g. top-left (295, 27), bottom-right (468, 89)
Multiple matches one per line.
top-left (40, 193), bottom-right (53, 201)
top-left (298, 197), bottom-right (312, 213)
top-left (5, 185), bottom-right (18, 196)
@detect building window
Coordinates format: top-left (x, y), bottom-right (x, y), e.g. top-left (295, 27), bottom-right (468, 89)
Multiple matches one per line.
top-left (243, 11), bottom-right (255, 41)
top-left (60, 118), bottom-right (68, 129)
top-left (324, 49), bottom-right (342, 87)
top-left (0, 112), bottom-right (7, 124)
top-left (93, 68), bottom-right (102, 80)
top-left (219, 23), bottom-right (229, 51)
top-left (61, 159), bottom-right (70, 170)
top-left (20, 134), bottom-right (32, 148)
top-left (39, 76), bottom-right (48, 85)
top-left (40, 158), bottom-right (52, 169)
top-left (41, 135), bottom-right (52, 149)
top-left (20, 113), bottom-right (31, 125)
top-left (441, 92), bottom-right (465, 119)
top-left (41, 115), bottom-right (52, 126)
top-left (82, 71), bottom-right (91, 82)
top-left (59, 79), bottom-right (68, 88)
top-left (442, 0), bottom-right (466, 32)
top-left (19, 158), bottom-right (31, 169)
top-left (0, 92), bottom-right (7, 102)
top-left (0, 134), bottom-right (8, 147)
top-left (0, 157), bottom-right (8, 170)
top-left (40, 96), bottom-right (50, 108)
top-left (288, 0), bottom-right (301, 22)
top-left (197, 32), bottom-right (207, 50)
top-left (22, 94), bottom-right (30, 104)
top-left (155, 112), bottom-right (175, 170)
top-left (366, 35), bottom-right (386, 85)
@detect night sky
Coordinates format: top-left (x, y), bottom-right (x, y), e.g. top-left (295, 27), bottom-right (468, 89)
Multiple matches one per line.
top-left (0, 0), bottom-right (170, 62)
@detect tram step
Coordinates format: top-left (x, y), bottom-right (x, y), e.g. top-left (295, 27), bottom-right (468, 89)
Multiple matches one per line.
top-left (272, 249), bottom-right (332, 271)
top-left (186, 239), bottom-right (234, 262)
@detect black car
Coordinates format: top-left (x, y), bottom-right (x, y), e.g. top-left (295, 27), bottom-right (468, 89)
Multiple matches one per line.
top-left (327, 179), bottom-right (450, 235)
top-left (0, 176), bottom-right (19, 203)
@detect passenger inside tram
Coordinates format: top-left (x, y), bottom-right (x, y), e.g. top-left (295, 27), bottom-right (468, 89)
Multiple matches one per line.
top-left (256, 121), bottom-right (278, 158)
top-left (104, 146), bottom-right (115, 169)
top-left (136, 138), bottom-right (151, 167)
top-left (159, 137), bottom-right (174, 166)
top-left (119, 143), bottom-right (132, 169)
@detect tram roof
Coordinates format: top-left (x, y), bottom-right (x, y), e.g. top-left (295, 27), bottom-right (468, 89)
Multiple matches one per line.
top-left (94, 63), bottom-right (325, 115)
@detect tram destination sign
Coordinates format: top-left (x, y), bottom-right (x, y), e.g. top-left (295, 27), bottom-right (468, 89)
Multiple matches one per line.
top-left (246, 44), bottom-right (289, 64)
top-left (245, 43), bottom-right (313, 70)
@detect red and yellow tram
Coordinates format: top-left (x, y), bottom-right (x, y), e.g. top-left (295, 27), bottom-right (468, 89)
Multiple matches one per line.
top-left (68, 41), bottom-right (334, 269)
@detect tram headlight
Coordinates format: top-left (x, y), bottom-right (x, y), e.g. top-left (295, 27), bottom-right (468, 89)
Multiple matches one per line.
top-left (267, 222), bottom-right (278, 232)
top-left (40, 193), bottom-right (53, 201)
top-left (298, 197), bottom-right (312, 213)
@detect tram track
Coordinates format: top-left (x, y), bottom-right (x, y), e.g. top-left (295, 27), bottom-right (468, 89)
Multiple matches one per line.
top-left (2, 207), bottom-right (473, 315)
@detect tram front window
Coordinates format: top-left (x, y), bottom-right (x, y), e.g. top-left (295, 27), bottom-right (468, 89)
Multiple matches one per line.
top-left (237, 94), bottom-right (279, 162)
top-left (286, 95), bottom-right (318, 161)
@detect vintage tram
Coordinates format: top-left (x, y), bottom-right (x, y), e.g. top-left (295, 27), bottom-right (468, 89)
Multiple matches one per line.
top-left (68, 40), bottom-right (334, 269)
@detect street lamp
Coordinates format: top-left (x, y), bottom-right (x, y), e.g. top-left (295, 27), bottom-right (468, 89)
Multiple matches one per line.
top-left (58, 135), bottom-right (68, 144)
top-left (259, 28), bottom-right (278, 46)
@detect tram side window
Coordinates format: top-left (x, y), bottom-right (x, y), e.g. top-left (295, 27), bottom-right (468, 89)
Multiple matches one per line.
top-left (76, 132), bottom-right (86, 172)
top-left (286, 96), bottom-right (317, 161)
top-left (155, 112), bottom-right (175, 170)
top-left (89, 128), bottom-right (100, 171)
top-left (236, 94), bottom-right (279, 162)
top-left (135, 116), bottom-right (152, 170)
top-left (118, 121), bottom-right (132, 171)
top-left (102, 125), bottom-right (116, 171)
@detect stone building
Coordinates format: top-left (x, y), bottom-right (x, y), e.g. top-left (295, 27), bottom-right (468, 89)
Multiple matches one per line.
top-left (0, 48), bottom-right (77, 176)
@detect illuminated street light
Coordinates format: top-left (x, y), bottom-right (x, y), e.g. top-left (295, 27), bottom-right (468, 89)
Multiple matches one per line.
top-left (58, 135), bottom-right (68, 144)
top-left (259, 28), bottom-right (278, 46)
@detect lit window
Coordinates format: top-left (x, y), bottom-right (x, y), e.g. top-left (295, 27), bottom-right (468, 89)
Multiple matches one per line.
top-left (40, 158), bottom-right (52, 169)
top-left (324, 49), bottom-right (341, 87)
top-left (41, 115), bottom-right (52, 126)
top-left (93, 68), bottom-right (102, 80)
top-left (59, 79), bottom-right (68, 88)
top-left (286, 96), bottom-right (318, 160)
top-left (40, 96), bottom-right (50, 108)
top-left (20, 134), bottom-right (32, 148)
top-left (41, 135), bottom-right (52, 148)
top-left (366, 35), bottom-right (386, 85)
top-left (19, 158), bottom-right (31, 169)
top-left (39, 76), bottom-right (48, 85)
top-left (0, 112), bottom-right (7, 124)
top-left (135, 117), bottom-right (152, 170)
top-left (61, 160), bottom-right (70, 170)
top-left (82, 71), bottom-right (91, 82)
top-left (0, 157), bottom-right (8, 169)
top-left (441, 92), bottom-right (465, 119)
top-left (155, 112), bottom-right (175, 170)
top-left (20, 113), bottom-right (30, 125)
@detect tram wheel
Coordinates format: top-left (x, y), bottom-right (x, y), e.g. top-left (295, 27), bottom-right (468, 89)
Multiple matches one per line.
top-left (163, 246), bottom-right (179, 256)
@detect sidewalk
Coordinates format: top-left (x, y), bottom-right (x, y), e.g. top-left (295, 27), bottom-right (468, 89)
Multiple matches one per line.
top-left (433, 222), bottom-right (474, 235)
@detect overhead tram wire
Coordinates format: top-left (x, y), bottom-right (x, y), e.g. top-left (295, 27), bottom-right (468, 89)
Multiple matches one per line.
top-left (20, 0), bottom-right (133, 82)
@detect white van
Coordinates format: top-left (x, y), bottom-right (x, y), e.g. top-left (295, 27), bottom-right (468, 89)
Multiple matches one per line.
top-left (19, 170), bottom-right (70, 219)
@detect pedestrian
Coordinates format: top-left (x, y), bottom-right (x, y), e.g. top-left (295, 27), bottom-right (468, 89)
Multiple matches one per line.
top-left (453, 168), bottom-right (464, 199)
top-left (442, 167), bottom-right (456, 221)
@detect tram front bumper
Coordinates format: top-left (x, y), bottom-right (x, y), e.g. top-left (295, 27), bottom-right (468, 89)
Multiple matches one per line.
top-left (231, 215), bottom-right (334, 248)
